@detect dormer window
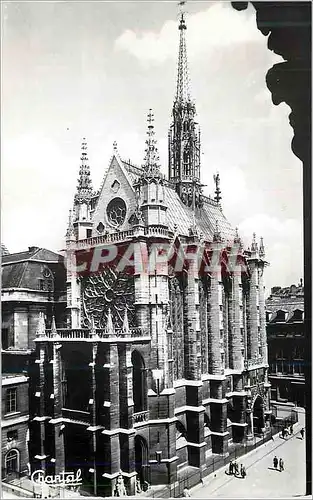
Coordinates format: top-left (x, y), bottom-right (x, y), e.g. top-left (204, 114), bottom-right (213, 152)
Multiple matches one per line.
top-left (276, 310), bottom-right (286, 322)
top-left (292, 309), bottom-right (303, 322)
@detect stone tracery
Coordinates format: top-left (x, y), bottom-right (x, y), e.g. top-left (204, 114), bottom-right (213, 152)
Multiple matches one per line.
top-left (81, 268), bottom-right (135, 328)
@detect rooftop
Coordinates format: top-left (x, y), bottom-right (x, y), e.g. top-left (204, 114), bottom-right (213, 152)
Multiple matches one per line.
top-left (1, 247), bottom-right (66, 292)
top-left (266, 281), bottom-right (304, 320)
top-left (2, 247), bottom-right (64, 265)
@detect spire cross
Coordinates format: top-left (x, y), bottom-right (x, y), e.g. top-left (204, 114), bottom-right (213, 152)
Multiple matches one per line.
top-left (178, 1), bottom-right (187, 23)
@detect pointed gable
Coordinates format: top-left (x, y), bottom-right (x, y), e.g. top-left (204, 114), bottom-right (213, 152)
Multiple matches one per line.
top-left (91, 154), bottom-right (138, 234)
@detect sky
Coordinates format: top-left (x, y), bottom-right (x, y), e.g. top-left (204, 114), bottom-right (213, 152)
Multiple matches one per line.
top-left (1, 1), bottom-right (303, 293)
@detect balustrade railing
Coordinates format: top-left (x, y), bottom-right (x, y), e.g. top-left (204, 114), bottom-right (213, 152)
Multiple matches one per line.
top-left (44, 327), bottom-right (149, 340)
top-left (144, 226), bottom-right (170, 237)
top-left (244, 356), bottom-right (264, 369)
top-left (133, 411), bottom-right (149, 424)
top-left (45, 329), bottom-right (90, 339)
top-left (76, 229), bottom-right (134, 249)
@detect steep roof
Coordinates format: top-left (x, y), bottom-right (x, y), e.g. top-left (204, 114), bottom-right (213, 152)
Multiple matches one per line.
top-left (165, 184), bottom-right (234, 241)
top-left (122, 160), bottom-right (235, 242)
top-left (2, 247), bottom-right (63, 265)
top-left (266, 285), bottom-right (304, 323)
top-left (1, 247), bottom-right (65, 291)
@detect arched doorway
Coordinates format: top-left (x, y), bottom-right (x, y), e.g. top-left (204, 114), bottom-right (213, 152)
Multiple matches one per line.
top-left (132, 351), bottom-right (147, 413)
top-left (5, 449), bottom-right (19, 476)
top-left (135, 436), bottom-right (148, 486)
top-left (252, 396), bottom-right (265, 435)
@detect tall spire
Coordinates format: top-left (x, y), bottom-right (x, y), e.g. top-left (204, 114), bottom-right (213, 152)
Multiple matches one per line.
top-left (76, 138), bottom-right (93, 200)
top-left (176, 7), bottom-right (190, 103)
top-left (168, 3), bottom-right (202, 208)
top-left (142, 109), bottom-right (161, 178)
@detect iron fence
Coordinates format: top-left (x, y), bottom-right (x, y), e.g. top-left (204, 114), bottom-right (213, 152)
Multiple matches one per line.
top-left (148, 411), bottom-right (299, 498)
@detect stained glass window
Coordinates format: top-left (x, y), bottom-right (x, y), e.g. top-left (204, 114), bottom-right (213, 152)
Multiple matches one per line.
top-left (106, 198), bottom-right (127, 227)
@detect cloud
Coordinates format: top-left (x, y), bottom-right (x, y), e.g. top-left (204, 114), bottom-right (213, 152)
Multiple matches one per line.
top-left (1, 133), bottom-right (74, 253)
top-left (115, 3), bottom-right (264, 65)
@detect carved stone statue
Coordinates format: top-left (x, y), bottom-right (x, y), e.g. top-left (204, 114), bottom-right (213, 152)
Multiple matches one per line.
top-left (181, 189), bottom-right (187, 204)
top-left (114, 473), bottom-right (127, 497)
top-left (136, 477), bottom-right (142, 494)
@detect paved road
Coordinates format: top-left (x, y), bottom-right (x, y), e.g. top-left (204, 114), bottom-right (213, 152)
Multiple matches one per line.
top-left (191, 410), bottom-right (306, 498)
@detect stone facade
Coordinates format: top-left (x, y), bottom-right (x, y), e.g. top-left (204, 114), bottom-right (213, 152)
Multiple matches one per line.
top-left (2, 374), bottom-right (30, 478)
top-left (1, 246), bottom-right (67, 352)
top-left (266, 282), bottom-right (305, 407)
top-left (29, 11), bottom-right (271, 498)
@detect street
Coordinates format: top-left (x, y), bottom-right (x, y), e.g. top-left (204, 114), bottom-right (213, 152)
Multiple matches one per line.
top-left (190, 410), bottom-right (306, 498)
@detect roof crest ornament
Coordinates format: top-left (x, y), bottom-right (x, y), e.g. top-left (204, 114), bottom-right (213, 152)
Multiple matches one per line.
top-left (213, 172), bottom-right (222, 205)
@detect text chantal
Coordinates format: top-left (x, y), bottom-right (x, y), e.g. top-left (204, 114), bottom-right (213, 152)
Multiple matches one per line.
top-left (31, 469), bottom-right (82, 485)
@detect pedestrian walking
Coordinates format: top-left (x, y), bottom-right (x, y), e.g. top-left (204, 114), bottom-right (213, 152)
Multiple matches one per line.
top-left (279, 458), bottom-right (284, 472)
top-left (290, 424), bottom-right (293, 435)
top-left (234, 462), bottom-right (239, 476)
top-left (240, 464), bottom-right (246, 479)
top-left (228, 460), bottom-right (233, 475)
top-left (273, 456), bottom-right (278, 469)
top-left (281, 428), bottom-right (285, 439)
top-left (300, 427), bottom-right (305, 439)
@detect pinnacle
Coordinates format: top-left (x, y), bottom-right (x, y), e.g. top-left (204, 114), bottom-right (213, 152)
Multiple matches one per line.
top-left (142, 109), bottom-right (161, 178)
top-left (76, 137), bottom-right (93, 199)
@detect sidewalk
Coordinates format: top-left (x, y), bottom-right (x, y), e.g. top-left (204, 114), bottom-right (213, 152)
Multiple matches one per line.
top-left (190, 410), bottom-right (305, 498)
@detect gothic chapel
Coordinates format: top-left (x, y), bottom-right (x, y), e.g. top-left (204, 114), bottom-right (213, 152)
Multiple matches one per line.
top-left (31, 12), bottom-right (271, 497)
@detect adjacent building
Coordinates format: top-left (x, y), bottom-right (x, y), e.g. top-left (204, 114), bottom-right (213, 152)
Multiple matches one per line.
top-left (1, 246), bottom-right (67, 487)
top-left (29, 12), bottom-right (272, 497)
top-left (2, 373), bottom-right (30, 479)
top-left (266, 281), bottom-right (305, 407)
top-left (1, 246), bottom-right (67, 353)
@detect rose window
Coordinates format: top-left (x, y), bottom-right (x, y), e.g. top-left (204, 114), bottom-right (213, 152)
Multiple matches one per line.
top-left (81, 267), bottom-right (135, 328)
top-left (106, 198), bottom-right (127, 227)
